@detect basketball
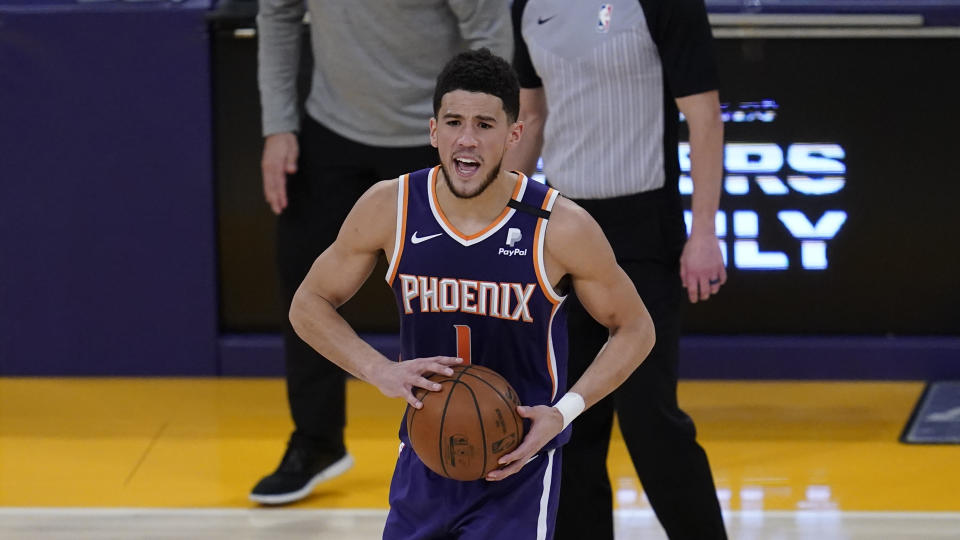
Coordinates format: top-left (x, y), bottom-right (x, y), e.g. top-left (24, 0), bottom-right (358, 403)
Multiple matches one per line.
top-left (406, 364), bottom-right (524, 481)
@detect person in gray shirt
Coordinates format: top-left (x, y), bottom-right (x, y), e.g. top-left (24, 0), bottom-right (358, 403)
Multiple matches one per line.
top-left (252, 0), bottom-right (512, 505)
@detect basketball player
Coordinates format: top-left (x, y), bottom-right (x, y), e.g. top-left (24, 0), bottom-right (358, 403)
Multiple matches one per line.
top-left (252, 0), bottom-right (512, 505)
top-left (288, 49), bottom-right (654, 539)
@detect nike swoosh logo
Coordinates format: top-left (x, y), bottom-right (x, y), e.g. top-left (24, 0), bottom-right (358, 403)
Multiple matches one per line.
top-left (410, 231), bottom-right (443, 244)
top-left (537, 15), bottom-right (555, 25)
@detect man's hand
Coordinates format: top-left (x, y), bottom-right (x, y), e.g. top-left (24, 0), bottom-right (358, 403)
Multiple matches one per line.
top-left (485, 404), bottom-right (563, 481)
top-left (367, 356), bottom-right (464, 409)
top-left (680, 230), bottom-right (726, 303)
top-left (261, 132), bottom-right (299, 214)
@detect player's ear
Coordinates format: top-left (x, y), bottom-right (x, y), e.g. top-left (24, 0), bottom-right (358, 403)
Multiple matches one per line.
top-left (506, 119), bottom-right (523, 148)
top-left (429, 117), bottom-right (439, 148)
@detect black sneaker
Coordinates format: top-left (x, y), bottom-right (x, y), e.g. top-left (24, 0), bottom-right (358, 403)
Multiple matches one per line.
top-left (249, 446), bottom-right (354, 505)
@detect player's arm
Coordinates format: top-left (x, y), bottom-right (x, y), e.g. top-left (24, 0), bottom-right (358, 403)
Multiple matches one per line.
top-left (487, 199), bottom-right (654, 480)
top-left (549, 199), bottom-right (655, 411)
top-left (289, 180), bottom-right (461, 408)
top-left (549, 199), bottom-right (655, 409)
top-left (677, 90), bottom-right (726, 302)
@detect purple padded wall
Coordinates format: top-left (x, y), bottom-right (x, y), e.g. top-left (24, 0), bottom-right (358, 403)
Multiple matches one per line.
top-left (0, 0), bottom-right (217, 374)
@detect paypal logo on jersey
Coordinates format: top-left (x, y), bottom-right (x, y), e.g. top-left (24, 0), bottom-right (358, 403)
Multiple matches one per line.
top-left (498, 247), bottom-right (527, 257)
top-left (499, 227), bottom-right (527, 256)
top-left (506, 228), bottom-right (522, 246)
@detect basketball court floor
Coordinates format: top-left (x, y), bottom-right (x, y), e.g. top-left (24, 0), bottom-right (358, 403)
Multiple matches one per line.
top-left (1, 378), bottom-right (958, 538)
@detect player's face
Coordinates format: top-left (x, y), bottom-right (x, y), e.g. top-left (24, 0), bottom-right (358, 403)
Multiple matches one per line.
top-left (430, 90), bottom-right (522, 199)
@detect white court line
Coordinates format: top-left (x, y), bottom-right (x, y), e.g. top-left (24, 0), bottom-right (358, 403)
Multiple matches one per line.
top-left (0, 508), bottom-right (958, 519)
top-left (619, 509), bottom-right (960, 520)
top-left (0, 508), bottom-right (388, 517)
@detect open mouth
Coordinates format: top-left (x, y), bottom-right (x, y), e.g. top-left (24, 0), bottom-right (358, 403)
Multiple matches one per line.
top-left (453, 157), bottom-right (481, 177)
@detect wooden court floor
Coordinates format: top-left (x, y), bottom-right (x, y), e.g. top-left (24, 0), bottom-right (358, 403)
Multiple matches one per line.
top-left (1, 378), bottom-right (959, 538)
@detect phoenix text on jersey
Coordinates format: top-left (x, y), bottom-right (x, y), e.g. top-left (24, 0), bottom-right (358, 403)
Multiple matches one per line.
top-left (397, 274), bottom-right (536, 322)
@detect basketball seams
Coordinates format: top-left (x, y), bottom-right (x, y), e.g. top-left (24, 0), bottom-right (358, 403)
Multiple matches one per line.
top-left (460, 370), bottom-right (523, 450)
top-left (459, 366), bottom-right (488, 478)
top-left (408, 374), bottom-right (459, 438)
top-left (437, 366), bottom-right (487, 479)
top-left (407, 365), bottom-right (521, 480)
top-left (406, 383), bottom-right (438, 439)
top-left (462, 383), bottom-right (488, 478)
top-left (406, 385), bottom-right (429, 437)
top-left (436, 378), bottom-right (459, 478)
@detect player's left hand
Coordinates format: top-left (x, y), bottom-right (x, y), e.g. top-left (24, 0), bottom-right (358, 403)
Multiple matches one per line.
top-left (485, 404), bottom-right (562, 481)
top-left (680, 231), bottom-right (726, 303)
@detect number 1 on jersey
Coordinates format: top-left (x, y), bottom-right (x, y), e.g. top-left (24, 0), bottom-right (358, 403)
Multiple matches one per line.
top-left (454, 324), bottom-right (472, 365)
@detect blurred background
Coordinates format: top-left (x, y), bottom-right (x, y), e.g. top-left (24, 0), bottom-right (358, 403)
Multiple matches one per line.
top-left (2, 0), bottom-right (958, 379)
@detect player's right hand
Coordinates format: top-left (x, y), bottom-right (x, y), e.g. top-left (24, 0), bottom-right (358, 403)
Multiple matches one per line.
top-left (261, 132), bottom-right (298, 214)
top-left (486, 404), bottom-right (562, 481)
top-left (368, 356), bottom-right (463, 410)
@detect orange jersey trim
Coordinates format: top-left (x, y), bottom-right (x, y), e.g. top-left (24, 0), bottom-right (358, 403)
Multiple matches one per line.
top-left (546, 300), bottom-right (563, 399)
top-left (430, 167), bottom-right (524, 241)
top-left (533, 188), bottom-right (563, 306)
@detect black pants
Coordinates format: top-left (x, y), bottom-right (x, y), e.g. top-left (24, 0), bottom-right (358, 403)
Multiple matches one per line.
top-left (555, 189), bottom-right (726, 540)
top-left (276, 116), bottom-right (438, 453)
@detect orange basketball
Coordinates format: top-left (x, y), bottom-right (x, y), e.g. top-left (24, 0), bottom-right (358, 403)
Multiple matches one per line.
top-left (406, 364), bottom-right (524, 481)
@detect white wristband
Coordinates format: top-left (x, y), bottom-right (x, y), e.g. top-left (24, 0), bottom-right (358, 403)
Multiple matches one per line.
top-left (553, 392), bottom-right (585, 430)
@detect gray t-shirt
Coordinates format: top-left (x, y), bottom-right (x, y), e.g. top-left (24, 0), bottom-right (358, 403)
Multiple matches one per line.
top-left (258, 0), bottom-right (513, 147)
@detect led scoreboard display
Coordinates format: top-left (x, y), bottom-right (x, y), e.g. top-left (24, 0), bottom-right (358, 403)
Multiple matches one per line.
top-left (677, 37), bottom-right (960, 335)
top-left (680, 135), bottom-right (848, 272)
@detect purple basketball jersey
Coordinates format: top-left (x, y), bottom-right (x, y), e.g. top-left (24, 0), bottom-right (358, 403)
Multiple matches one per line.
top-left (387, 166), bottom-right (570, 449)
top-left (382, 166), bottom-right (569, 540)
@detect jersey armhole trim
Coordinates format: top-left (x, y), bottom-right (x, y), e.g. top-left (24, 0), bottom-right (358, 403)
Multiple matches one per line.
top-left (385, 174), bottom-right (409, 286)
top-left (533, 189), bottom-right (565, 305)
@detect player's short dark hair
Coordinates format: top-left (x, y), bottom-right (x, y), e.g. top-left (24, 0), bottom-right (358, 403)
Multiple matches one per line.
top-left (433, 48), bottom-right (520, 123)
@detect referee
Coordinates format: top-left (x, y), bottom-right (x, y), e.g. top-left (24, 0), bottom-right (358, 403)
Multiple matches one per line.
top-left (505, 1), bottom-right (728, 538)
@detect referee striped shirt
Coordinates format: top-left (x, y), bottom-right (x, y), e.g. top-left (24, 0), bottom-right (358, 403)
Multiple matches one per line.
top-left (512, 0), bottom-right (718, 199)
